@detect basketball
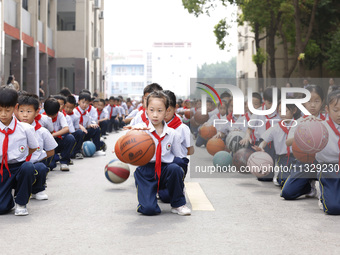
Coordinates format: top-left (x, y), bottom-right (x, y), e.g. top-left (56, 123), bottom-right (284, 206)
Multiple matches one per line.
top-left (184, 110), bottom-right (192, 119)
top-left (200, 125), bottom-right (217, 140)
top-left (114, 135), bottom-right (126, 162)
top-left (82, 141), bottom-right (96, 157)
top-left (213, 151), bottom-right (232, 169)
top-left (105, 159), bottom-right (130, 184)
top-left (190, 117), bottom-right (199, 129)
top-left (292, 141), bottom-right (315, 163)
top-left (206, 138), bottom-right (225, 156)
top-left (226, 131), bottom-right (246, 153)
top-left (194, 109), bottom-right (209, 124)
top-left (120, 130), bottom-right (155, 166)
top-left (232, 148), bottom-right (253, 173)
top-left (247, 151), bottom-right (273, 177)
top-left (294, 119), bottom-right (329, 153)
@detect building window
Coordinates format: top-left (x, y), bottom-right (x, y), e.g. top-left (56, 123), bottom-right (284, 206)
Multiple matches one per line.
top-left (139, 66), bottom-right (144, 76)
top-left (22, 0), bottom-right (28, 10)
top-left (57, 0), bottom-right (76, 31)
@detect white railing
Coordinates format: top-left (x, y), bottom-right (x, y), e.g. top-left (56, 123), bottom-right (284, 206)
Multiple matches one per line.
top-left (22, 8), bottom-right (31, 35)
top-left (38, 20), bottom-right (44, 43)
top-left (4, 0), bottom-right (17, 27)
top-left (47, 27), bottom-right (53, 49)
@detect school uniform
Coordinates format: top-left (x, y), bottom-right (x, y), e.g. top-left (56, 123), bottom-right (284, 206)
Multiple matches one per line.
top-left (126, 108), bottom-right (139, 119)
top-left (282, 114), bottom-right (326, 200)
top-left (117, 105), bottom-right (125, 128)
top-left (133, 121), bottom-right (186, 215)
top-left (249, 105), bottom-right (280, 181)
top-left (74, 106), bottom-right (101, 152)
top-left (121, 101), bottom-right (128, 115)
top-left (97, 108), bottom-right (109, 136)
top-left (158, 115), bottom-right (192, 203)
top-left (316, 119), bottom-right (340, 214)
top-left (86, 105), bottom-right (98, 124)
top-left (0, 118), bottom-right (39, 214)
top-left (66, 111), bottom-right (85, 159)
top-left (105, 104), bottom-right (119, 132)
top-left (130, 109), bottom-right (148, 126)
top-left (261, 120), bottom-right (296, 187)
top-left (49, 112), bottom-right (76, 168)
top-left (35, 113), bottom-right (54, 133)
top-left (27, 120), bottom-right (57, 195)
top-left (127, 105), bottom-right (134, 114)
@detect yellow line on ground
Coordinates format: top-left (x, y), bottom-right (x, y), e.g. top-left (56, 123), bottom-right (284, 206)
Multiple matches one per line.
top-left (185, 182), bottom-right (215, 211)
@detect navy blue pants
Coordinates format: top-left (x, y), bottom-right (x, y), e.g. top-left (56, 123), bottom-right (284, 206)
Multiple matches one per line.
top-left (54, 134), bottom-right (76, 164)
top-left (134, 162), bottom-right (186, 215)
top-left (158, 157), bottom-right (189, 203)
top-left (195, 134), bottom-right (207, 147)
top-left (318, 166), bottom-right (340, 215)
top-left (0, 162), bottom-right (35, 214)
top-left (99, 120), bottom-right (109, 136)
top-left (32, 162), bottom-right (49, 194)
top-left (108, 116), bottom-right (118, 132)
top-left (71, 129), bottom-right (86, 157)
top-left (276, 154), bottom-right (295, 188)
top-left (281, 160), bottom-right (316, 200)
top-left (118, 117), bottom-right (125, 128)
top-left (84, 127), bottom-right (101, 151)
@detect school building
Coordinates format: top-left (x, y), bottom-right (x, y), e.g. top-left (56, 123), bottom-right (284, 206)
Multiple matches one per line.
top-left (0, 0), bottom-right (105, 97)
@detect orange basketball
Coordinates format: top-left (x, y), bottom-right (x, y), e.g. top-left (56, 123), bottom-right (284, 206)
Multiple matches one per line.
top-left (206, 138), bottom-right (225, 156)
top-left (120, 130), bottom-right (156, 166)
top-left (194, 109), bottom-right (209, 124)
top-left (190, 117), bottom-right (199, 128)
top-left (184, 110), bottom-right (192, 119)
top-left (200, 126), bottom-right (217, 140)
top-left (114, 135), bottom-right (126, 163)
top-left (292, 141), bottom-right (315, 163)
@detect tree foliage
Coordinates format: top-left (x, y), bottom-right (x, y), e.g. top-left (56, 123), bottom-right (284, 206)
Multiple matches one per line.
top-left (197, 57), bottom-right (236, 78)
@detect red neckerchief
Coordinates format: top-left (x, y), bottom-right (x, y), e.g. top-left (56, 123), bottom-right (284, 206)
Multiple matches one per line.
top-left (227, 113), bottom-right (236, 123)
top-left (43, 112), bottom-right (58, 122)
top-left (26, 121), bottom-right (42, 162)
top-left (141, 109), bottom-right (148, 123)
top-left (244, 113), bottom-right (256, 145)
top-left (0, 118), bottom-right (17, 181)
top-left (76, 107), bottom-right (86, 125)
top-left (303, 113), bottom-right (326, 120)
top-left (67, 112), bottom-right (74, 116)
top-left (97, 109), bottom-right (102, 120)
top-left (167, 115), bottom-right (182, 129)
top-left (62, 110), bottom-right (67, 117)
top-left (262, 103), bottom-right (277, 130)
top-left (109, 105), bottom-right (116, 120)
top-left (327, 118), bottom-right (340, 167)
top-left (183, 106), bottom-right (188, 109)
top-left (278, 119), bottom-right (294, 164)
top-left (87, 105), bottom-right (92, 113)
top-left (35, 114), bottom-right (42, 121)
top-left (138, 106), bottom-right (144, 111)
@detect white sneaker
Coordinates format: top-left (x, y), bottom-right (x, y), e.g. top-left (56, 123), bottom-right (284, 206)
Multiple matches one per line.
top-left (15, 204), bottom-right (28, 216)
top-left (171, 205), bottom-right (191, 216)
top-left (273, 178), bottom-right (280, 186)
top-left (318, 198), bottom-right (324, 210)
top-left (93, 150), bottom-right (106, 156)
top-left (75, 153), bottom-right (84, 159)
top-left (306, 180), bottom-right (317, 198)
top-left (31, 191), bottom-right (48, 200)
top-left (60, 164), bottom-right (69, 171)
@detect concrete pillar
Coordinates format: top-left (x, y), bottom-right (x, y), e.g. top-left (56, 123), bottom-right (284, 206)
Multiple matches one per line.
top-left (48, 57), bottom-right (57, 95)
top-left (11, 40), bottom-right (23, 86)
top-left (39, 53), bottom-right (48, 98)
top-left (26, 47), bottom-right (37, 93)
top-left (75, 58), bottom-right (86, 94)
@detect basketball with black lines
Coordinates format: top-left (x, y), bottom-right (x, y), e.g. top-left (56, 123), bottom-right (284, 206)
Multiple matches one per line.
top-left (119, 130), bottom-right (155, 166)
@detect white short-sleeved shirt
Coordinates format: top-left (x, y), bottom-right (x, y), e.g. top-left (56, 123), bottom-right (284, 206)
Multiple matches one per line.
top-left (105, 105), bottom-right (119, 118)
top-left (121, 102), bottom-right (128, 112)
top-left (316, 120), bottom-right (340, 163)
top-left (130, 110), bottom-right (148, 126)
top-left (74, 107), bottom-right (91, 128)
top-left (36, 114), bottom-right (53, 133)
top-left (64, 113), bottom-right (75, 133)
top-left (126, 109), bottom-right (139, 119)
top-left (67, 112), bottom-right (80, 131)
top-left (132, 121), bottom-right (182, 163)
top-left (28, 121), bottom-right (58, 163)
top-left (261, 121), bottom-right (294, 155)
top-left (98, 108), bottom-right (109, 120)
top-left (86, 105), bottom-right (98, 124)
top-left (0, 118), bottom-right (39, 163)
top-left (117, 106), bottom-right (125, 117)
top-left (127, 106), bottom-right (134, 114)
top-left (206, 113), bottom-right (227, 133)
top-left (219, 114), bottom-right (248, 134)
top-left (51, 112), bottom-right (68, 132)
top-left (249, 105), bottom-right (281, 141)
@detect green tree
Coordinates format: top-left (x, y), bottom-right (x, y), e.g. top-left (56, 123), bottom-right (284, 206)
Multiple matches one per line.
top-left (197, 57), bottom-right (236, 78)
top-left (326, 28), bottom-right (340, 72)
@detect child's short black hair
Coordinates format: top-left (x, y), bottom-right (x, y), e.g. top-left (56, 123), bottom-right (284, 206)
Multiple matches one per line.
top-left (44, 98), bottom-right (60, 116)
top-left (263, 87), bottom-right (281, 103)
top-left (52, 95), bottom-right (67, 105)
top-left (93, 98), bottom-right (100, 103)
top-left (126, 97), bottom-right (131, 103)
top-left (18, 94), bottom-right (40, 111)
top-left (146, 91), bottom-right (170, 109)
top-left (66, 95), bottom-right (77, 105)
top-left (99, 99), bottom-right (105, 105)
top-left (109, 96), bottom-right (115, 101)
top-left (327, 90), bottom-right (340, 106)
top-left (218, 99), bottom-right (228, 108)
top-left (220, 91), bottom-right (231, 99)
top-left (79, 93), bottom-right (91, 102)
top-left (305, 84), bottom-right (324, 102)
top-left (252, 92), bottom-right (263, 104)
top-left (80, 89), bottom-right (91, 96)
top-left (0, 88), bottom-right (18, 107)
top-left (143, 83), bottom-right (163, 95)
top-left (277, 100), bottom-right (301, 119)
top-left (163, 90), bottom-right (176, 108)
top-left (59, 87), bottom-right (72, 97)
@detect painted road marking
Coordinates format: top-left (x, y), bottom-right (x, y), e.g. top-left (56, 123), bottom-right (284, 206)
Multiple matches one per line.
top-left (185, 182), bottom-right (215, 211)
